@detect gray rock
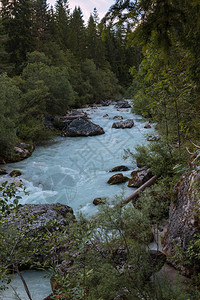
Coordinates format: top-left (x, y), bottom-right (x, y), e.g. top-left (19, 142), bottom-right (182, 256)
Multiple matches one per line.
top-left (115, 100), bottom-right (131, 109)
top-left (163, 155), bottom-right (200, 275)
top-left (62, 118), bottom-right (105, 137)
top-left (163, 167), bottom-right (200, 255)
top-left (4, 203), bottom-right (75, 231)
top-left (112, 119), bottom-right (134, 129)
top-left (113, 115), bottom-right (123, 120)
top-left (12, 142), bottom-right (34, 162)
top-left (128, 168), bottom-right (153, 188)
top-left (54, 110), bottom-right (89, 130)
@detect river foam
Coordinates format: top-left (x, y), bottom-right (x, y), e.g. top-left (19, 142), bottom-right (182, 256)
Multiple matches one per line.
top-left (0, 102), bottom-right (156, 299)
top-left (1, 103), bottom-right (155, 216)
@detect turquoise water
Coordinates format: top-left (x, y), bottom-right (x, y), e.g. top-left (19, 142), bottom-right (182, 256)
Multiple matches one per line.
top-left (0, 103), bottom-right (155, 300)
top-left (0, 271), bottom-right (51, 300)
top-left (1, 103), bottom-right (155, 216)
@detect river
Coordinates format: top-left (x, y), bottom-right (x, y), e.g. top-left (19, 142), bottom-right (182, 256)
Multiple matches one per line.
top-left (0, 102), bottom-right (156, 299)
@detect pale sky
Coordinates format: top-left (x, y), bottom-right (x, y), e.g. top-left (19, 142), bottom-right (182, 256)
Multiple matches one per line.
top-left (47, 0), bottom-right (115, 22)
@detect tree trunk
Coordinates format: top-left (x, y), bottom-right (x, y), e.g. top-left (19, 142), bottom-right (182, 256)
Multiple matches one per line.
top-left (14, 265), bottom-right (33, 300)
top-left (121, 175), bottom-right (158, 206)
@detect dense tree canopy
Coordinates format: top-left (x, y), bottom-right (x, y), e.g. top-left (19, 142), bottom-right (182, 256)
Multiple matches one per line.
top-left (0, 0), bottom-right (139, 154)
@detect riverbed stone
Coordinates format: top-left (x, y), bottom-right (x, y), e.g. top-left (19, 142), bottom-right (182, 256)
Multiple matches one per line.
top-left (9, 170), bottom-right (22, 177)
top-left (128, 168), bottom-right (153, 188)
top-left (112, 119), bottom-right (134, 129)
top-left (9, 142), bottom-right (35, 163)
top-left (93, 198), bottom-right (105, 205)
top-left (109, 165), bottom-right (130, 172)
top-left (62, 118), bottom-right (105, 137)
top-left (53, 110), bottom-right (89, 130)
top-left (107, 173), bottom-right (129, 185)
top-left (115, 100), bottom-right (131, 109)
top-left (113, 115), bottom-right (123, 120)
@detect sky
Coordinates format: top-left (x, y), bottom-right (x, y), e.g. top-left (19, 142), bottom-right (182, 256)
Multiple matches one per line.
top-left (47, 0), bottom-right (115, 22)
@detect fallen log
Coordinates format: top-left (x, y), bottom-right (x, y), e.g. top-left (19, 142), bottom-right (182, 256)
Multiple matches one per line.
top-left (121, 175), bottom-right (158, 206)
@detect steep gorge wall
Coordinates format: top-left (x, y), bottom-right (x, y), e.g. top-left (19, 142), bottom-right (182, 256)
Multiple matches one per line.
top-left (163, 154), bottom-right (200, 273)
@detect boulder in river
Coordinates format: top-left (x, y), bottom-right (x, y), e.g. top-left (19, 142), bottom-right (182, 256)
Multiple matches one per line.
top-left (112, 119), bottom-right (134, 129)
top-left (117, 108), bottom-right (129, 112)
top-left (12, 142), bottom-right (34, 162)
top-left (93, 198), bottom-right (105, 205)
top-left (103, 114), bottom-right (109, 118)
top-left (115, 100), bottom-right (131, 109)
top-left (9, 170), bottom-right (22, 177)
top-left (128, 168), bottom-right (153, 188)
top-left (113, 115), bottom-right (123, 120)
top-left (53, 110), bottom-right (89, 130)
top-left (109, 165), bottom-right (130, 172)
top-left (107, 173), bottom-right (129, 185)
top-left (62, 118), bottom-right (105, 137)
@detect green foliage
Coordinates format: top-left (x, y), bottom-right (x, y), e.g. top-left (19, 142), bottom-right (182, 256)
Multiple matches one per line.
top-left (135, 180), bottom-right (174, 223)
top-left (1, 0), bottom-right (34, 74)
top-left (48, 200), bottom-right (200, 299)
top-left (22, 52), bottom-right (75, 115)
top-left (0, 73), bottom-right (20, 157)
top-left (124, 140), bottom-right (176, 177)
top-left (0, 185), bottom-right (199, 299)
top-left (81, 59), bottom-right (120, 103)
top-left (68, 7), bottom-right (87, 60)
top-left (0, 181), bottom-right (25, 216)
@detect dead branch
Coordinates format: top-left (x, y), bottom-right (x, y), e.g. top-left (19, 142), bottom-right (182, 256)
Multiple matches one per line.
top-left (186, 147), bottom-right (193, 155)
top-left (121, 175), bottom-right (158, 207)
top-left (189, 140), bottom-right (200, 149)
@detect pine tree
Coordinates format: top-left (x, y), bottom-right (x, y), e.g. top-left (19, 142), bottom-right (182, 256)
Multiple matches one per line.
top-left (32, 0), bottom-right (50, 51)
top-left (55, 0), bottom-right (70, 49)
top-left (0, 18), bottom-right (12, 74)
top-left (1, 0), bottom-right (34, 74)
top-left (68, 6), bottom-right (87, 60)
top-left (87, 11), bottom-right (106, 68)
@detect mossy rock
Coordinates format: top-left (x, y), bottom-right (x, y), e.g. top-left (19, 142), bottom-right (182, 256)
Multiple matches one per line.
top-left (9, 170), bottom-right (22, 177)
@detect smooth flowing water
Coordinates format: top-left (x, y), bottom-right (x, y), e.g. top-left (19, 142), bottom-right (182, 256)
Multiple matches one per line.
top-left (0, 103), bottom-right (156, 300)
